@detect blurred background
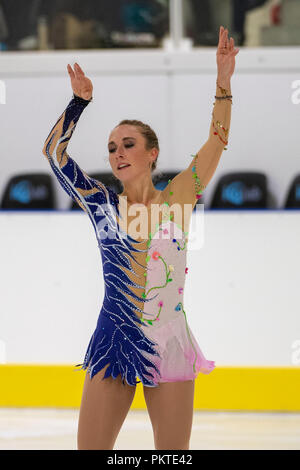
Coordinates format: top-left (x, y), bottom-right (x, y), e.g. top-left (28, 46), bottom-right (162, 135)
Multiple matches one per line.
top-left (0, 0), bottom-right (300, 450)
top-left (0, 0), bottom-right (298, 51)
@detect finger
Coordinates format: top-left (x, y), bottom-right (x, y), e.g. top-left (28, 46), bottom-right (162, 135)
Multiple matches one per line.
top-left (225, 29), bottom-right (229, 47)
top-left (73, 63), bottom-right (82, 80)
top-left (229, 37), bottom-right (234, 52)
top-left (218, 26), bottom-right (224, 47)
top-left (219, 25), bottom-right (224, 42)
top-left (74, 62), bottom-right (85, 76)
top-left (67, 64), bottom-right (75, 79)
top-left (219, 28), bottom-right (228, 49)
top-left (230, 46), bottom-right (239, 56)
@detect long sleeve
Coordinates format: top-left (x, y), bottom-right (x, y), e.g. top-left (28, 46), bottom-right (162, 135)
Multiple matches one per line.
top-left (167, 81), bottom-right (232, 207)
top-left (42, 94), bottom-right (114, 216)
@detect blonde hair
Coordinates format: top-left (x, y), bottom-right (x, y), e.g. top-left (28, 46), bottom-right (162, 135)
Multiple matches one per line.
top-left (117, 119), bottom-right (159, 172)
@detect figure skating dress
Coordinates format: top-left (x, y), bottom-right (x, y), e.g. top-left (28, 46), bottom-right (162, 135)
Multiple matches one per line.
top-left (42, 94), bottom-right (216, 387)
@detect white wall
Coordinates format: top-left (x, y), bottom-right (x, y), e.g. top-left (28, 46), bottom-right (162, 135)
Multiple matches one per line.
top-left (0, 47), bottom-right (300, 210)
top-left (0, 211), bottom-right (299, 367)
top-left (0, 47), bottom-right (300, 368)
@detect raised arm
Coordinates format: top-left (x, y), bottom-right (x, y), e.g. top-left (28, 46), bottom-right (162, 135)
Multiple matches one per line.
top-left (42, 63), bottom-right (113, 216)
top-left (168, 26), bottom-right (239, 206)
top-left (189, 78), bottom-right (232, 199)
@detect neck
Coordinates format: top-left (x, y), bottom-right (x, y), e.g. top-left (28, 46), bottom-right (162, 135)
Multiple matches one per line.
top-left (119, 183), bottom-right (159, 206)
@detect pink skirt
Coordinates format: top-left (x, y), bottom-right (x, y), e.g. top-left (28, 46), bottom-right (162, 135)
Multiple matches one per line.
top-left (141, 313), bottom-right (215, 384)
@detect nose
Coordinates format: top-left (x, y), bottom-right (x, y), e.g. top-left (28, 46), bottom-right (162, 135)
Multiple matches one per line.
top-left (114, 143), bottom-right (126, 157)
top-left (116, 153), bottom-right (125, 164)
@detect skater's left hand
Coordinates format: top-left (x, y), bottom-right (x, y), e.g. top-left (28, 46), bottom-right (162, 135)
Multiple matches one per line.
top-left (216, 26), bottom-right (239, 89)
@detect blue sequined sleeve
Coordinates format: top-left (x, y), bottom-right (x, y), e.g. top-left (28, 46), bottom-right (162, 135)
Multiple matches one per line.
top-left (42, 94), bottom-right (115, 216)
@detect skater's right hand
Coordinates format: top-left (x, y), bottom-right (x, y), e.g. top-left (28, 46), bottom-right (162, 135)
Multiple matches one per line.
top-left (67, 62), bottom-right (93, 101)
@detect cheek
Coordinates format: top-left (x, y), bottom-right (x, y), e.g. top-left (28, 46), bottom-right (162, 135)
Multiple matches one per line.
top-left (132, 149), bottom-right (148, 168)
top-left (108, 153), bottom-right (114, 165)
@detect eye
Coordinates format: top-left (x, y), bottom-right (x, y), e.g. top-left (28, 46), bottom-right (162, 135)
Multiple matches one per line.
top-left (108, 143), bottom-right (134, 153)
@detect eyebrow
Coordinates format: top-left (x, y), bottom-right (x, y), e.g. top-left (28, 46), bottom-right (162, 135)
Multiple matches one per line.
top-left (108, 137), bottom-right (136, 146)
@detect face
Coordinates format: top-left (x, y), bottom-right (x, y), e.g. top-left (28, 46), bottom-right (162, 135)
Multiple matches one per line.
top-left (108, 125), bottom-right (158, 183)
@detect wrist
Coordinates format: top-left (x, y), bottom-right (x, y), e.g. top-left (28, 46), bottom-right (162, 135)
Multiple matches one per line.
top-left (216, 77), bottom-right (231, 92)
top-left (73, 93), bottom-right (93, 104)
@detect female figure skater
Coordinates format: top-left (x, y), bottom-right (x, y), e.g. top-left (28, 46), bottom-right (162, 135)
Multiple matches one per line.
top-left (42, 26), bottom-right (238, 450)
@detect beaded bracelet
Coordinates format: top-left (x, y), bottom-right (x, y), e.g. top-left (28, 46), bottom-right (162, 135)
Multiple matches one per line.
top-left (213, 82), bottom-right (231, 148)
top-left (214, 95), bottom-right (232, 100)
top-left (215, 80), bottom-right (233, 103)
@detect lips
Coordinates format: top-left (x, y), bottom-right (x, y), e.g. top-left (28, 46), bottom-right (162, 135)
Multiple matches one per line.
top-left (117, 164), bottom-right (131, 170)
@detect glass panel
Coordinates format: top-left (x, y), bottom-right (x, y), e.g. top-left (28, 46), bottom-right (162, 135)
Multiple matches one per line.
top-left (183, 0), bottom-right (300, 48)
top-left (0, 0), bottom-right (170, 51)
top-left (183, 0), bottom-right (224, 47)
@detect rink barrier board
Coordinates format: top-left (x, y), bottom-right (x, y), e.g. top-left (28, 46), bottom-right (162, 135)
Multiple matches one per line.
top-left (0, 365), bottom-right (299, 411)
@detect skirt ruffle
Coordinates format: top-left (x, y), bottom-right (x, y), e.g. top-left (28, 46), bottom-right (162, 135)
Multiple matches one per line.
top-left (141, 313), bottom-right (215, 384)
top-left (74, 312), bottom-right (215, 387)
top-left (74, 311), bottom-right (162, 387)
